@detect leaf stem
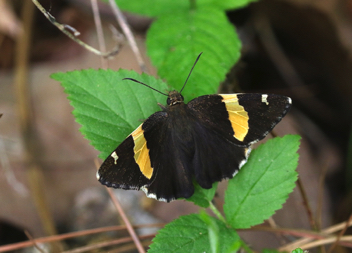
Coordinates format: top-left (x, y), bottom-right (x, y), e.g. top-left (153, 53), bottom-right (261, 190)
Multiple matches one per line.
top-left (190, 0), bottom-right (196, 10)
top-left (208, 201), bottom-right (226, 224)
top-left (240, 240), bottom-right (254, 253)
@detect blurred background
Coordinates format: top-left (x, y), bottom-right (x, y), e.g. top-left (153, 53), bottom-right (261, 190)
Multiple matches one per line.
top-left (0, 0), bottom-right (351, 252)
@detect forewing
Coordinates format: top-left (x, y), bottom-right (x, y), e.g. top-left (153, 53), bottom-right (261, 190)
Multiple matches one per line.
top-left (187, 93), bottom-right (291, 188)
top-left (188, 94), bottom-right (291, 146)
top-left (97, 123), bottom-right (151, 190)
top-left (187, 94), bottom-right (246, 147)
top-left (232, 94), bottom-right (292, 144)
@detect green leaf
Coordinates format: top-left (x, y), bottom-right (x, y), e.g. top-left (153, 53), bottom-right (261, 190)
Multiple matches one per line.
top-left (186, 182), bottom-right (218, 208)
top-left (262, 249), bottom-right (287, 253)
top-left (291, 249), bottom-right (304, 253)
top-left (146, 7), bottom-right (241, 102)
top-left (199, 211), bottom-right (219, 253)
top-left (112, 0), bottom-right (257, 17)
top-left (148, 213), bottom-right (240, 253)
top-left (224, 135), bottom-right (300, 229)
top-left (210, 0), bottom-right (259, 10)
top-left (51, 69), bottom-right (168, 159)
top-left (113, 0), bottom-right (189, 17)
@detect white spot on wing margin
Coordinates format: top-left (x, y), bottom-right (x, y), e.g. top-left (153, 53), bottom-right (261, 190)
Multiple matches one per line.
top-left (261, 94), bottom-right (269, 105)
top-left (232, 147), bottom-right (252, 177)
top-left (140, 186), bottom-right (169, 202)
top-left (111, 151), bottom-right (119, 164)
top-left (232, 170), bottom-right (239, 177)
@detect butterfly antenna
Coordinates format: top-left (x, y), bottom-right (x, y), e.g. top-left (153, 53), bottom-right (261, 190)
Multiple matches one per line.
top-left (179, 52), bottom-right (202, 93)
top-left (123, 78), bottom-right (168, 96)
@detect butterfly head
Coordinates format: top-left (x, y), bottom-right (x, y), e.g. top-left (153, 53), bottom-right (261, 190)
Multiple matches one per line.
top-left (167, 91), bottom-right (184, 106)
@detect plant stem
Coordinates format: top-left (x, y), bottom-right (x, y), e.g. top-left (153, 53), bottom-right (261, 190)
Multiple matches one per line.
top-left (208, 202), bottom-right (254, 252)
top-left (240, 240), bottom-right (254, 253)
top-left (190, 0), bottom-right (196, 10)
top-left (208, 201), bottom-right (226, 224)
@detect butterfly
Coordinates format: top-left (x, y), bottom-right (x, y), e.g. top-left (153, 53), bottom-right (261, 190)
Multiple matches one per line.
top-left (97, 54), bottom-right (292, 202)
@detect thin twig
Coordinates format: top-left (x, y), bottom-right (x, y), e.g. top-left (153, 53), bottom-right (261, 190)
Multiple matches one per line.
top-left (31, 0), bottom-right (119, 58)
top-left (299, 236), bottom-right (352, 250)
top-left (62, 234), bottom-right (154, 253)
top-left (322, 218), bottom-right (352, 234)
top-left (267, 217), bottom-right (288, 245)
top-left (296, 177), bottom-right (317, 230)
top-left (245, 226), bottom-right (352, 249)
top-left (106, 188), bottom-right (146, 253)
top-left (0, 224), bottom-right (163, 252)
top-left (90, 0), bottom-right (108, 68)
top-left (107, 240), bottom-right (152, 253)
top-left (24, 231), bottom-right (46, 253)
top-left (316, 159), bottom-right (329, 231)
top-left (327, 214), bottom-right (352, 253)
top-left (278, 218), bottom-right (352, 251)
top-left (248, 226), bottom-right (325, 240)
top-left (108, 0), bottom-right (148, 72)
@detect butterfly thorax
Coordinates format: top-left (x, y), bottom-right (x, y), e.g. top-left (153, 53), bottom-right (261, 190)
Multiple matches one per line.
top-left (165, 91), bottom-right (191, 133)
top-left (167, 91), bottom-right (184, 106)
top-left (164, 97), bottom-right (195, 151)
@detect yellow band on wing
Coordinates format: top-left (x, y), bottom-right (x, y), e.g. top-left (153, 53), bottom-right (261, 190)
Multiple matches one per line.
top-left (131, 124), bottom-right (153, 179)
top-left (220, 94), bottom-right (249, 142)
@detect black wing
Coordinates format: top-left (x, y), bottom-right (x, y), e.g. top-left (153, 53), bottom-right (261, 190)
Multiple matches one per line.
top-left (141, 111), bottom-right (195, 202)
top-left (98, 111), bottom-right (177, 191)
top-left (98, 93), bottom-right (291, 202)
top-left (97, 110), bottom-right (196, 202)
top-left (141, 99), bottom-right (253, 201)
top-left (186, 93), bottom-right (291, 188)
top-left (188, 93), bottom-right (292, 146)
top-left (97, 124), bottom-right (151, 190)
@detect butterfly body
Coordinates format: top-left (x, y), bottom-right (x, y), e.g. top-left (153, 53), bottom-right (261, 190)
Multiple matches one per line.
top-left (97, 90), bottom-right (291, 202)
